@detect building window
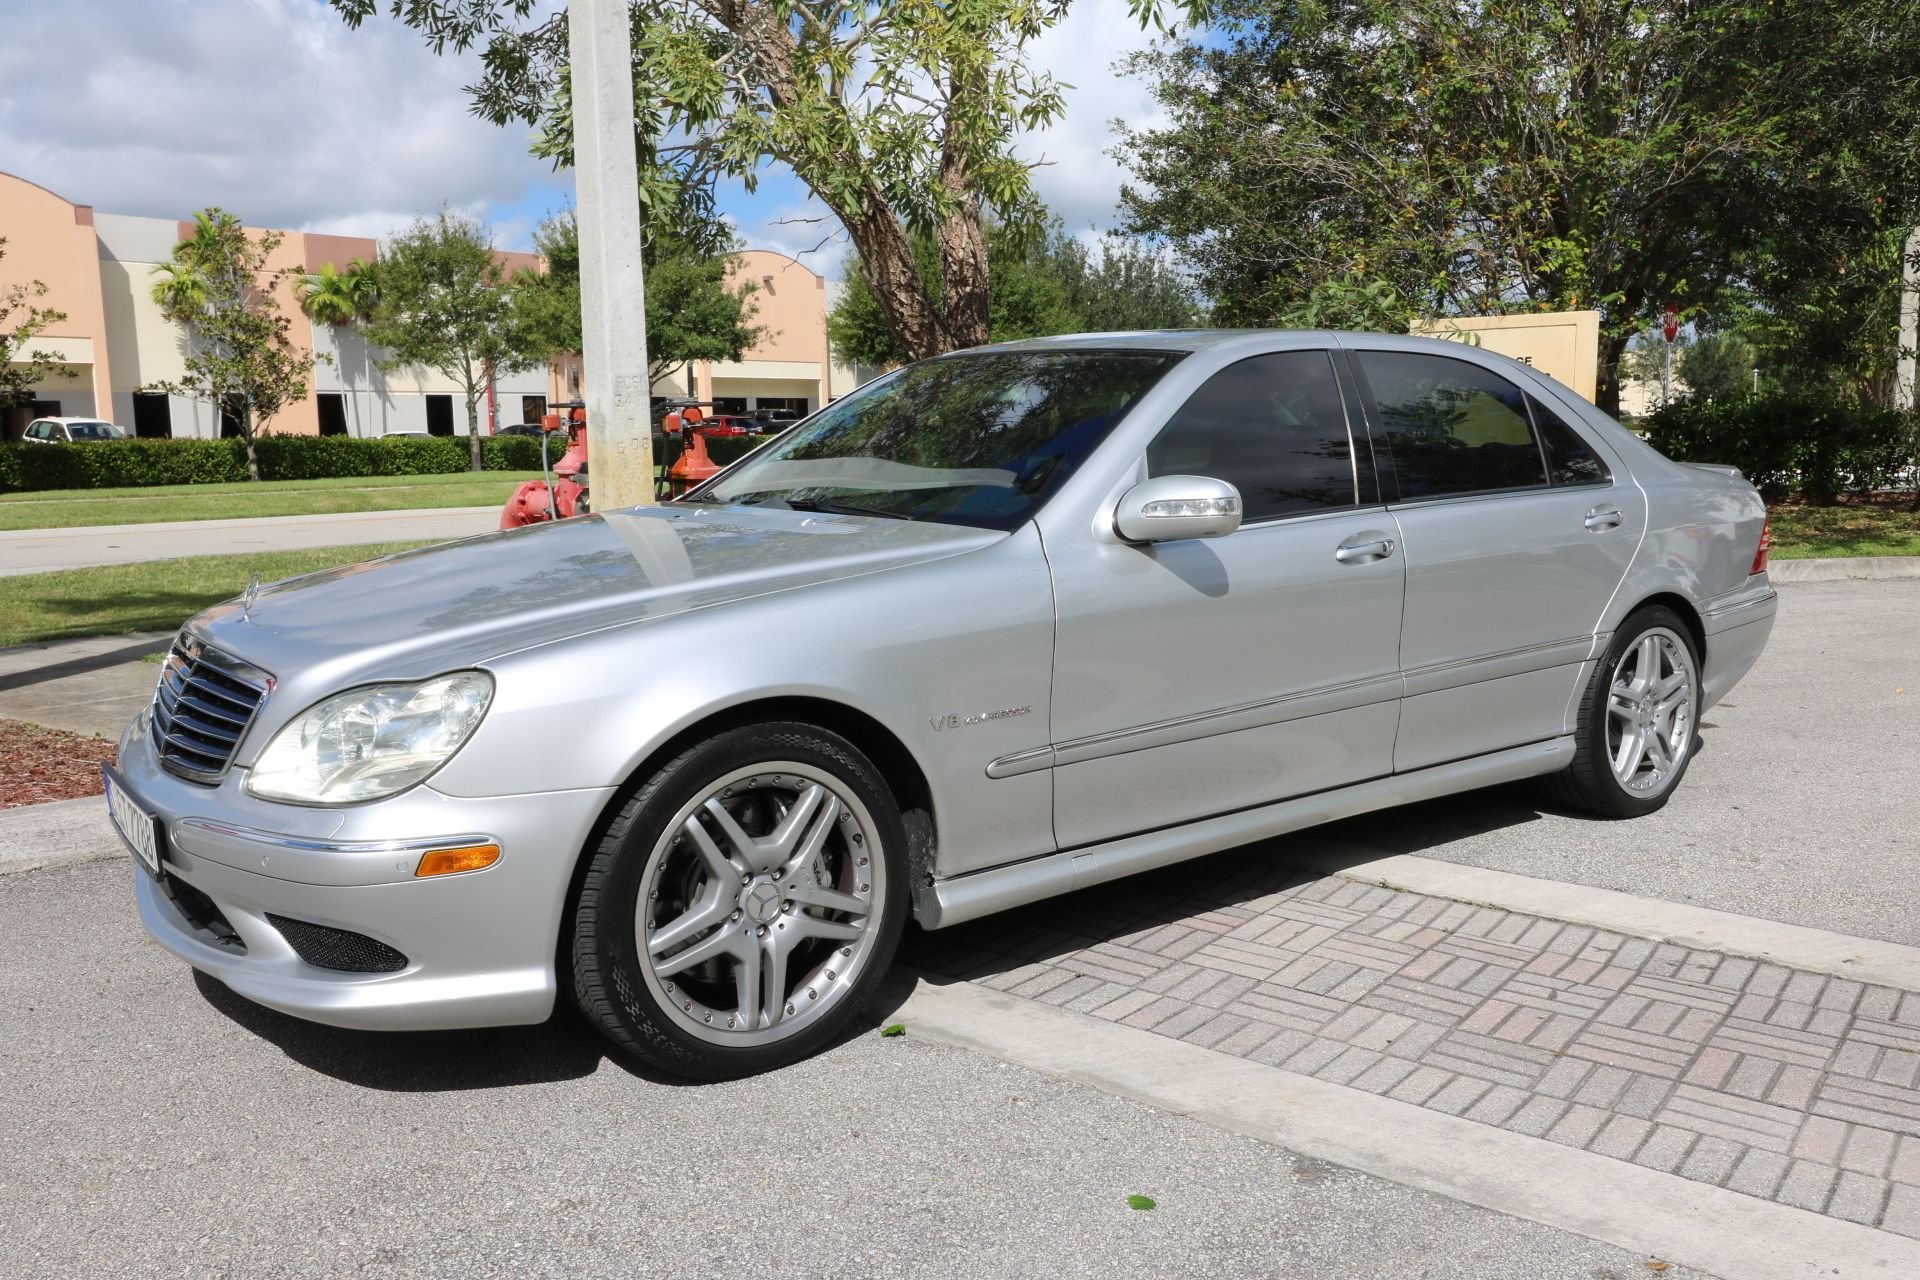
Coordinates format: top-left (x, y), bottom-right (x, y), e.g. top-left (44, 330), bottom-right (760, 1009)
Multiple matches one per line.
top-left (316, 394), bottom-right (348, 436)
top-left (520, 395), bottom-right (547, 425)
top-left (219, 400), bottom-right (244, 438)
top-left (754, 396), bottom-right (811, 420)
top-left (425, 395), bottom-right (455, 436)
top-left (131, 393), bottom-right (172, 438)
top-left (712, 397), bottom-right (748, 416)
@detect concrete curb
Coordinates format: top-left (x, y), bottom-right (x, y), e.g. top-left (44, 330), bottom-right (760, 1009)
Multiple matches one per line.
top-left (0, 795), bottom-right (120, 877)
top-left (893, 973), bottom-right (1920, 1280)
top-left (1311, 847), bottom-right (1920, 994)
top-left (1770, 555), bottom-right (1920, 582)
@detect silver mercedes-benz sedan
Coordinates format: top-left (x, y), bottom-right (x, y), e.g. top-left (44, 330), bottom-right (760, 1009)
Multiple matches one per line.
top-left (106, 331), bottom-right (1777, 1079)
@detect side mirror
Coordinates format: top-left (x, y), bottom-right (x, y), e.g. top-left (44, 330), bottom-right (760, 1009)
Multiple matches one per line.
top-left (1114, 474), bottom-right (1243, 543)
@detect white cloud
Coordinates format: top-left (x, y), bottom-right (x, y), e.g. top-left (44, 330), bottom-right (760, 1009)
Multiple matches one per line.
top-left (1016, 0), bottom-right (1172, 233)
top-left (0, 0), bottom-right (557, 238)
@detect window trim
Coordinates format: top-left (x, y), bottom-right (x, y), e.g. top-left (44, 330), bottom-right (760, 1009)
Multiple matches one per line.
top-left (1347, 348), bottom-right (1569, 506)
top-left (1143, 348), bottom-right (1368, 528)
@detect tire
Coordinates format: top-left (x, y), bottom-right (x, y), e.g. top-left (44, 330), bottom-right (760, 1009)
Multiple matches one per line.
top-left (1540, 606), bottom-right (1702, 819)
top-left (571, 721), bottom-right (908, 1080)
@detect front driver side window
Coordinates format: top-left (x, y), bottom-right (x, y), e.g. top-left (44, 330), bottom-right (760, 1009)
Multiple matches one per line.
top-left (1147, 350), bottom-right (1358, 521)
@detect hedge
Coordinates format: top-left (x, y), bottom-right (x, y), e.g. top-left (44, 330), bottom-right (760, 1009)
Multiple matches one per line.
top-left (0, 432), bottom-right (570, 493)
top-left (1644, 395), bottom-right (1917, 502)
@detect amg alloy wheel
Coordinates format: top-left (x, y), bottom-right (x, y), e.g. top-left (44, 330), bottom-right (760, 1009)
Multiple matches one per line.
top-left (571, 723), bottom-right (906, 1079)
top-left (1542, 606), bottom-right (1702, 819)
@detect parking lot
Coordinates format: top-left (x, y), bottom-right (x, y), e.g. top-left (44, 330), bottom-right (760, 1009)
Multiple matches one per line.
top-left (2, 578), bottom-right (1915, 1279)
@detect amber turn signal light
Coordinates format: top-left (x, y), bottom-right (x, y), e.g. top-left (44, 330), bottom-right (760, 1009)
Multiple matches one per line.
top-left (414, 844), bottom-right (501, 878)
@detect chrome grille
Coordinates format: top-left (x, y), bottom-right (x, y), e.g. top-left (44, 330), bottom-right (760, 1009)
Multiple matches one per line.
top-left (150, 636), bottom-right (271, 783)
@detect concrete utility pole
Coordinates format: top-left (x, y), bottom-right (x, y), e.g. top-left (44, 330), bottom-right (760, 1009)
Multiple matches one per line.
top-left (1897, 227), bottom-right (1919, 413)
top-left (570, 0), bottom-right (653, 510)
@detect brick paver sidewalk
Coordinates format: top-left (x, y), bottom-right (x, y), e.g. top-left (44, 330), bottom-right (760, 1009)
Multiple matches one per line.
top-left (908, 847), bottom-right (1920, 1237)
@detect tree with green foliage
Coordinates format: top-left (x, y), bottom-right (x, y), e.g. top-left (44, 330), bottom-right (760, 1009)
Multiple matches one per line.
top-left (0, 238), bottom-right (76, 424)
top-left (1116, 0), bottom-right (1920, 414)
top-left (509, 210), bottom-right (760, 387)
top-left (358, 210), bottom-right (542, 471)
top-left (1680, 334), bottom-right (1758, 405)
top-left (295, 259), bottom-right (380, 330)
top-left (329, 0), bottom-right (1167, 364)
top-left (149, 210), bottom-right (311, 481)
top-left (828, 222), bottom-right (1204, 367)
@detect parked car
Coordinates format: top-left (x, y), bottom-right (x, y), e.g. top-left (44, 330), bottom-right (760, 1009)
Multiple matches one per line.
top-left (21, 417), bottom-right (129, 443)
top-left (106, 331), bottom-right (1776, 1080)
top-left (495, 422), bottom-right (564, 438)
top-left (379, 430), bottom-right (432, 439)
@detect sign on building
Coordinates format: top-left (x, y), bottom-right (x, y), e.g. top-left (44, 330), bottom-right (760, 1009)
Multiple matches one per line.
top-left (1411, 310), bottom-right (1602, 404)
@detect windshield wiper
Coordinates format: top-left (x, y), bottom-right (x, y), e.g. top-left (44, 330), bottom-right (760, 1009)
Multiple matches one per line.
top-left (754, 497), bottom-right (915, 521)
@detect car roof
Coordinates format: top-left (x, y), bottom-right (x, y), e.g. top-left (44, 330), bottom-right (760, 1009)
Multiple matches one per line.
top-left (41, 417), bottom-right (116, 425)
top-left (955, 329), bottom-right (1348, 356)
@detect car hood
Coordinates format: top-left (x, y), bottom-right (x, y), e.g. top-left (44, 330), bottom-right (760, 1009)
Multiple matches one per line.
top-left (189, 504), bottom-right (1003, 683)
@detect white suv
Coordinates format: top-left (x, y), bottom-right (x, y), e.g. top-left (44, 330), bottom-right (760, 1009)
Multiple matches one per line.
top-left (21, 417), bottom-right (129, 444)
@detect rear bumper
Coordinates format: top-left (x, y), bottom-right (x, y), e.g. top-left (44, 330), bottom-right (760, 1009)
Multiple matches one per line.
top-left (1700, 576), bottom-right (1778, 710)
top-left (113, 712), bottom-right (614, 1031)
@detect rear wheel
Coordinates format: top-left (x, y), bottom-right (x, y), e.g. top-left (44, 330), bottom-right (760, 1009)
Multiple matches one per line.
top-left (571, 722), bottom-right (906, 1080)
top-left (1542, 606), bottom-right (1701, 819)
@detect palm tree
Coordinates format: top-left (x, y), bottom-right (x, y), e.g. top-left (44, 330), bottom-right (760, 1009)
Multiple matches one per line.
top-left (150, 210), bottom-right (243, 314)
top-left (295, 259), bottom-right (379, 328)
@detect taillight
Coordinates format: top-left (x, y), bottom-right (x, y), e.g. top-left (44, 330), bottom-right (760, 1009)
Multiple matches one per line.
top-left (1750, 516), bottom-right (1772, 575)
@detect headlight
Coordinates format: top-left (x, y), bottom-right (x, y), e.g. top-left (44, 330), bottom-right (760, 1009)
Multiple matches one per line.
top-left (246, 672), bottom-right (493, 805)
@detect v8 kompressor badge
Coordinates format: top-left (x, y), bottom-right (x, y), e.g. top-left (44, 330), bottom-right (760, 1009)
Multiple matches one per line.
top-left (929, 705), bottom-right (1032, 732)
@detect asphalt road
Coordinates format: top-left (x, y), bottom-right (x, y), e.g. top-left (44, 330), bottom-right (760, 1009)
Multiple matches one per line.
top-left (0, 862), bottom-right (1701, 1280)
top-left (0, 507), bottom-right (499, 577)
top-left (1320, 578), bottom-right (1920, 946)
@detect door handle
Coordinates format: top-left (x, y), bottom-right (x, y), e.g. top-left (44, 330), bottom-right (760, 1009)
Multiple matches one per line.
top-left (1334, 537), bottom-right (1396, 564)
top-left (1584, 507), bottom-right (1624, 531)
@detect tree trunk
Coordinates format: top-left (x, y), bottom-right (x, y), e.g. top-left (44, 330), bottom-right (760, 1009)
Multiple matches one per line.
top-left (241, 400), bottom-right (261, 482)
top-left (1596, 331), bottom-right (1632, 419)
top-left (465, 391), bottom-right (483, 471)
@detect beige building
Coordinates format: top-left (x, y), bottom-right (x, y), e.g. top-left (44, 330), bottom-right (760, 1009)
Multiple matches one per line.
top-left (1, 170), bottom-right (852, 441)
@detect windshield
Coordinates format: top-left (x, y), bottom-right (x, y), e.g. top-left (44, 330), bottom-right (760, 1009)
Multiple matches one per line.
top-left (67, 421), bottom-right (124, 440)
top-left (698, 349), bottom-right (1185, 530)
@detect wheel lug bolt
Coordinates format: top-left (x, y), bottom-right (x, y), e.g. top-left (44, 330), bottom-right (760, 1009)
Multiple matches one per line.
top-left (730, 910), bottom-right (741, 921)
top-left (757, 926), bottom-right (767, 937)
top-left (782, 901), bottom-right (794, 913)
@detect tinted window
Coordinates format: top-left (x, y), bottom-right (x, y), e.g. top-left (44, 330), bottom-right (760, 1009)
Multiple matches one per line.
top-left (1147, 351), bottom-right (1356, 521)
top-left (1529, 395), bottom-right (1610, 486)
top-left (1360, 352), bottom-right (1548, 499)
top-left (704, 350), bottom-right (1184, 531)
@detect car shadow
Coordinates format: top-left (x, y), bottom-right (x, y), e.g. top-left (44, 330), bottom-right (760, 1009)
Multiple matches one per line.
top-left (0, 634), bottom-right (166, 693)
top-left (190, 777), bottom-right (1635, 1086)
top-left (900, 780), bottom-right (1599, 988)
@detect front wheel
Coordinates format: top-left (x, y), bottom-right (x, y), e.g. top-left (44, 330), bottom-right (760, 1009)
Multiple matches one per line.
top-left (571, 722), bottom-right (907, 1080)
top-left (1542, 607), bottom-right (1702, 819)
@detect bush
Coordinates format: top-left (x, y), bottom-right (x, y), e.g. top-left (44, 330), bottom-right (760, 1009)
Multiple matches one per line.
top-left (1644, 395), bottom-right (1916, 502)
top-left (0, 432), bottom-right (573, 493)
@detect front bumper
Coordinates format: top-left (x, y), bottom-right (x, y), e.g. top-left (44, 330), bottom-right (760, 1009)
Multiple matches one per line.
top-left (113, 711), bottom-right (615, 1031)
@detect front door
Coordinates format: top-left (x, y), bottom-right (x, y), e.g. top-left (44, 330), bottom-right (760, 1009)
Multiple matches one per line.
top-left (1345, 345), bottom-right (1644, 771)
top-left (1045, 349), bottom-right (1406, 850)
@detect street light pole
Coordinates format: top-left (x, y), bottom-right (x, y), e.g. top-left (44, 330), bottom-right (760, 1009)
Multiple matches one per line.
top-left (569, 0), bottom-right (653, 510)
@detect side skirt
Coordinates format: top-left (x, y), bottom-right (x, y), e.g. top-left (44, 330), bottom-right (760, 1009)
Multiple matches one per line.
top-left (919, 736), bottom-right (1574, 929)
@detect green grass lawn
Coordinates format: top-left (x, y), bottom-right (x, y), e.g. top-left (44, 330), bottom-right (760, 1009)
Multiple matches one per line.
top-left (0, 471), bottom-right (543, 531)
top-left (1768, 497), bottom-right (1920, 559)
top-left (0, 542), bottom-right (433, 647)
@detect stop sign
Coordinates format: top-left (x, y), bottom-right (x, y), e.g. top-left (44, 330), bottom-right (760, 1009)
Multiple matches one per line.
top-left (1662, 304), bottom-right (1679, 344)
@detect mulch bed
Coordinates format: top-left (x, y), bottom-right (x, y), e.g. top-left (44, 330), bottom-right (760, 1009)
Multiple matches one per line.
top-left (0, 719), bottom-right (116, 809)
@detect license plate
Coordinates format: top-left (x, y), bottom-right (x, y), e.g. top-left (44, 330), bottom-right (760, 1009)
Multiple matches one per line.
top-left (103, 768), bottom-right (162, 875)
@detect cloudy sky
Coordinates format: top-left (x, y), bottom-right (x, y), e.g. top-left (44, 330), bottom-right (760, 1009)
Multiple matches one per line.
top-left (0, 0), bottom-right (1169, 274)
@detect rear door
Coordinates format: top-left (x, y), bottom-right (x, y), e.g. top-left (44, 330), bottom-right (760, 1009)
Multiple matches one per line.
top-left (1044, 349), bottom-right (1406, 849)
top-left (1345, 346), bottom-right (1643, 772)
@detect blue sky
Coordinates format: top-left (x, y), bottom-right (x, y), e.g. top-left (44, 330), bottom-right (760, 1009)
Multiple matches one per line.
top-left (0, 0), bottom-right (1170, 272)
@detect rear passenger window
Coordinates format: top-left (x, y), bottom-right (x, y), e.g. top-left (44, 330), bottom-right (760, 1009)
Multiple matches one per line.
top-left (1529, 395), bottom-right (1611, 486)
top-left (1358, 351), bottom-right (1548, 499)
top-left (1147, 351), bottom-right (1357, 521)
